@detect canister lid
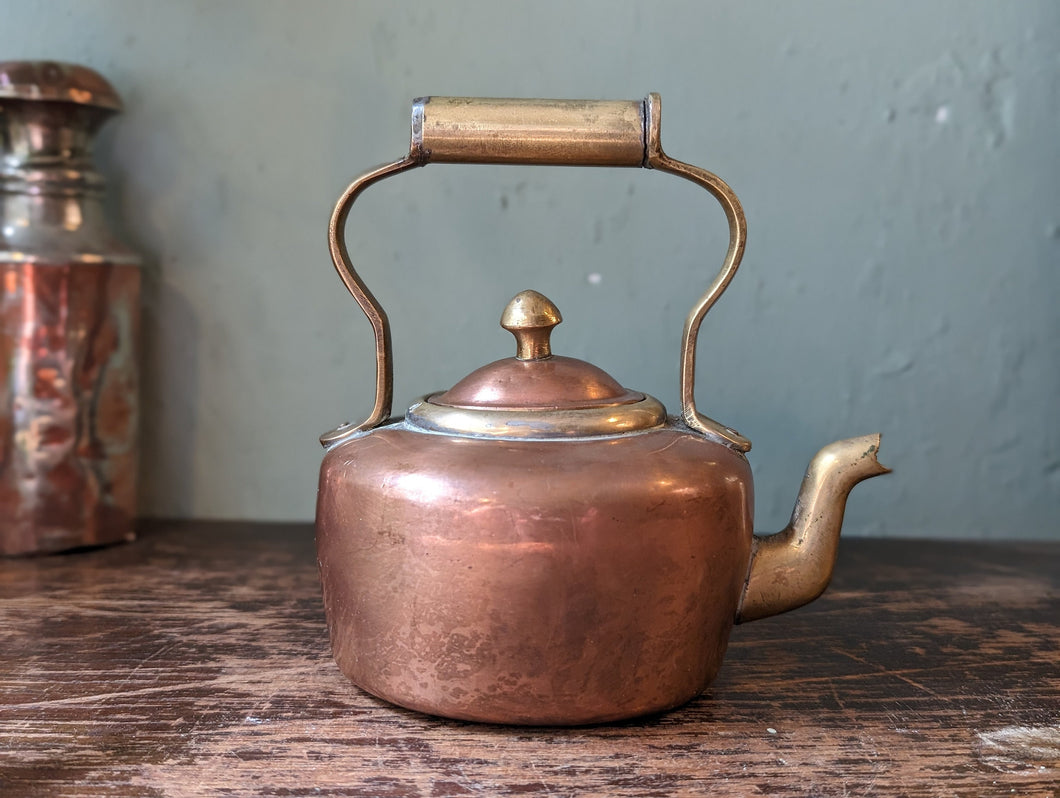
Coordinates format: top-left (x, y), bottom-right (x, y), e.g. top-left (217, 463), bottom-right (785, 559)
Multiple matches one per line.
top-left (406, 290), bottom-right (667, 438)
top-left (0, 61), bottom-right (123, 110)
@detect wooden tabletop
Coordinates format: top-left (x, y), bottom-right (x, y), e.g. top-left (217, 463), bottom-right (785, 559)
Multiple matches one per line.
top-left (1, 522), bottom-right (1056, 797)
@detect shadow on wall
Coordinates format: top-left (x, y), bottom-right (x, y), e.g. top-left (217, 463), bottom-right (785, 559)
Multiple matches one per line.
top-left (97, 138), bottom-right (199, 520)
top-left (137, 272), bottom-right (198, 518)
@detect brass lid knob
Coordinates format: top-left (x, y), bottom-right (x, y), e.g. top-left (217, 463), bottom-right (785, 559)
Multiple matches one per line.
top-left (501, 290), bottom-right (562, 360)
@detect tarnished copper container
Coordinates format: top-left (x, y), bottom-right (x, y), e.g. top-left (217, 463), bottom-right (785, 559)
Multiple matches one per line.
top-left (316, 96), bottom-right (889, 724)
top-left (0, 62), bottom-right (140, 556)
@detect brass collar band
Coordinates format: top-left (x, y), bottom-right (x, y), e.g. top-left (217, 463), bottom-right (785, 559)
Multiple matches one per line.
top-left (405, 393), bottom-right (667, 440)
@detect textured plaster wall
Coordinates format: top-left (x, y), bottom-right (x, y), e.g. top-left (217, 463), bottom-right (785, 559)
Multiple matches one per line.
top-left (1, 1), bottom-right (1057, 538)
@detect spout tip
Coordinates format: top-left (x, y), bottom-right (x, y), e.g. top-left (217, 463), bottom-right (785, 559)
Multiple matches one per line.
top-left (861, 432), bottom-right (892, 476)
top-left (820, 432), bottom-right (891, 478)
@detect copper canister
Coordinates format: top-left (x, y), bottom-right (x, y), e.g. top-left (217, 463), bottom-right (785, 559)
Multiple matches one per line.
top-left (0, 62), bottom-right (141, 556)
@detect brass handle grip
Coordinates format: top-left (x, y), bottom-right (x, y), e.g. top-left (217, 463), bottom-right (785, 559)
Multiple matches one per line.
top-left (413, 97), bottom-right (645, 166)
top-left (323, 94), bottom-right (750, 452)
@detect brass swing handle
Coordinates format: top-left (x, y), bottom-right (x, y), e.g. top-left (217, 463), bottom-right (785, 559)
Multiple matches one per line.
top-left (323, 94), bottom-right (750, 451)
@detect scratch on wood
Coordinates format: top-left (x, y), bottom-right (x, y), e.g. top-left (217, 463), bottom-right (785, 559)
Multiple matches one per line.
top-left (829, 647), bottom-right (941, 698)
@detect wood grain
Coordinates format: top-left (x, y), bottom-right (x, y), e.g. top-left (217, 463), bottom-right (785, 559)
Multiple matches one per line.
top-left (1, 522), bottom-right (1057, 797)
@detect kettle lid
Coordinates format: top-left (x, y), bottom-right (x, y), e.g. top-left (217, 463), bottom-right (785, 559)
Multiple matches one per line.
top-left (406, 290), bottom-right (666, 439)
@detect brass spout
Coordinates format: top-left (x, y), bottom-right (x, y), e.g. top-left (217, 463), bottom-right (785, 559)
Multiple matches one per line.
top-left (736, 434), bottom-right (890, 623)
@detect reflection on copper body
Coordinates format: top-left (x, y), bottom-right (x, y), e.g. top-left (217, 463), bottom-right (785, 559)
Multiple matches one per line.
top-left (0, 263), bottom-right (140, 555)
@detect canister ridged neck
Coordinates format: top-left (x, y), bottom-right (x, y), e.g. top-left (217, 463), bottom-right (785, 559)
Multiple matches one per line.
top-left (0, 62), bottom-right (123, 196)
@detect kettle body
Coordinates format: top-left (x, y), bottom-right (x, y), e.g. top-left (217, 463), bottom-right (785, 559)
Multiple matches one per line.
top-left (318, 421), bottom-right (752, 724)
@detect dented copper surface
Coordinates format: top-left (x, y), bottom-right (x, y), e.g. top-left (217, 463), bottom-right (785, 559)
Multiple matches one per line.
top-left (316, 95), bottom-right (889, 725)
top-left (0, 62), bottom-right (140, 556)
top-left (318, 424), bottom-right (754, 725)
top-left (0, 262), bottom-right (140, 555)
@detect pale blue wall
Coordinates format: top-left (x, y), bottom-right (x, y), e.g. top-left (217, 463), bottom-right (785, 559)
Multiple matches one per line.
top-left (3, 0), bottom-right (1057, 538)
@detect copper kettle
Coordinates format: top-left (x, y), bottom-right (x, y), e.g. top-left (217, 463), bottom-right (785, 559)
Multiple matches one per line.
top-left (316, 95), bottom-right (889, 725)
